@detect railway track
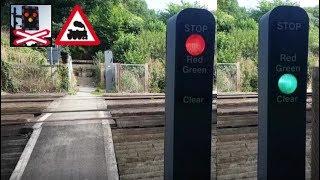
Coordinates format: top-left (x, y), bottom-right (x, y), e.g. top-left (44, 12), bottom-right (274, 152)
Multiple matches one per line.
top-left (1, 92), bottom-right (312, 122)
top-left (1, 92), bottom-right (312, 104)
top-left (104, 92), bottom-right (312, 99)
top-left (105, 93), bottom-right (313, 180)
top-left (0, 92), bottom-right (314, 180)
top-left (1, 94), bottom-right (64, 180)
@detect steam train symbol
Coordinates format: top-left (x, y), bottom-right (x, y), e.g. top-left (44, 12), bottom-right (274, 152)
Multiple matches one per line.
top-left (67, 21), bottom-right (88, 40)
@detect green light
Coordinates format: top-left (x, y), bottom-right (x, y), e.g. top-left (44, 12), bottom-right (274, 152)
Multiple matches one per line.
top-left (278, 74), bottom-right (297, 94)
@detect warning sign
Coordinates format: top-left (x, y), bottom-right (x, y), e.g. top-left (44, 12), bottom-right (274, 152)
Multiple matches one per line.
top-left (55, 5), bottom-right (100, 46)
top-left (13, 29), bottom-right (50, 46)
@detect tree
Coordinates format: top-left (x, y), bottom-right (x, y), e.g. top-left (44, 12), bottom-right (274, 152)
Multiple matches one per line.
top-left (121, 0), bottom-right (149, 17)
top-left (218, 0), bottom-right (248, 18)
top-left (158, 1), bottom-right (206, 23)
top-left (216, 10), bottom-right (236, 32)
top-left (250, 0), bottom-right (297, 21)
top-left (305, 5), bottom-right (319, 27)
top-left (218, 0), bottom-right (240, 15)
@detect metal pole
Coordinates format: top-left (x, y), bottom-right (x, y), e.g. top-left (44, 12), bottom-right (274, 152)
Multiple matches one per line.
top-left (50, 47), bottom-right (53, 83)
top-left (13, 7), bottom-right (17, 29)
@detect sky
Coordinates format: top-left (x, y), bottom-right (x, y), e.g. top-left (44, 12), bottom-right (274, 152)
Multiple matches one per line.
top-left (145, 0), bottom-right (217, 11)
top-left (238, 0), bottom-right (319, 9)
top-left (145, 0), bottom-right (318, 11)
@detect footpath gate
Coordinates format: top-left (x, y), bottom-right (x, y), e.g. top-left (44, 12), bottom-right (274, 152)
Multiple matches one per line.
top-left (72, 60), bottom-right (97, 87)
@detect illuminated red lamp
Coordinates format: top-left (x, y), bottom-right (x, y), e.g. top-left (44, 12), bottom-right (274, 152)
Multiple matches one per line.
top-left (185, 34), bottom-right (205, 56)
top-left (24, 11), bottom-right (29, 17)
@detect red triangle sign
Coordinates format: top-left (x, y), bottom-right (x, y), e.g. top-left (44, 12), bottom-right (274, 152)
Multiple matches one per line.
top-left (55, 5), bottom-right (100, 46)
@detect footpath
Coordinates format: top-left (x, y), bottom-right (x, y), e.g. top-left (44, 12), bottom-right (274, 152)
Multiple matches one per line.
top-left (10, 87), bottom-right (118, 180)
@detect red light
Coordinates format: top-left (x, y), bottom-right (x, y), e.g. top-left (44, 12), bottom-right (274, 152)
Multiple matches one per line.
top-left (24, 11), bottom-right (29, 17)
top-left (32, 12), bottom-right (38, 17)
top-left (185, 34), bottom-right (205, 56)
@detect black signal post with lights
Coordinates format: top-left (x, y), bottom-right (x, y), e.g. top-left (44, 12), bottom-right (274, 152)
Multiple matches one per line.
top-left (22, 5), bottom-right (39, 30)
top-left (164, 8), bottom-right (215, 180)
top-left (258, 6), bottom-right (309, 179)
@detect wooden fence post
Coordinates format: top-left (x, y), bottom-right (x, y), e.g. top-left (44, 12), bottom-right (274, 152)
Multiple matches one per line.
top-left (114, 63), bottom-right (120, 92)
top-left (236, 62), bottom-right (241, 92)
top-left (100, 63), bottom-right (105, 87)
top-left (144, 64), bottom-right (149, 93)
top-left (311, 67), bottom-right (319, 180)
top-left (67, 55), bottom-right (73, 91)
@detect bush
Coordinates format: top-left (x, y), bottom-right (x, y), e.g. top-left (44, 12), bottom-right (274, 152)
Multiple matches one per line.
top-left (1, 61), bottom-right (17, 93)
top-left (307, 53), bottom-right (319, 90)
top-left (232, 29), bottom-right (258, 60)
top-left (217, 32), bottom-right (238, 63)
top-left (217, 70), bottom-right (237, 92)
top-left (1, 31), bottom-right (47, 65)
top-left (1, 61), bottom-right (74, 93)
top-left (112, 33), bottom-right (146, 63)
top-left (148, 60), bottom-right (165, 93)
top-left (92, 51), bottom-right (104, 87)
top-left (217, 29), bottom-right (258, 63)
top-left (57, 65), bottom-right (69, 91)
top-left (216, 63), bottom-right (238, 92)
top-left (216, 10), bottom-right (236, 32)
top-left (235, 18), bottom-right (258, 30)
top-left (3, 63), bottom-right (58, 93)
top-left (138, 31), bottom-right (166, 61)
top-left (109, 4), bottom-right (144, 34)
top-left (112, 30), bottom-right (165, 64)
top-left (120, 70), bottom-right (143, 92)
top-left (93, 51), bottom-right (105, 63)
top-left (309, 25), bottom-right (319, 56)
top-left (1, 30), bottom-right (74, 93)
top-left (144, 19), bottom-right (165, 32)
top-left (239, 59), bottom-right (258, 92)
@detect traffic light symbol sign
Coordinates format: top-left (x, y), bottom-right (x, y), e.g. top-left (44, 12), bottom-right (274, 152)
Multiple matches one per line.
top-left (22, 6), bottom-right (39, 30)
top-left (10, 4), bottom-right (52, 47)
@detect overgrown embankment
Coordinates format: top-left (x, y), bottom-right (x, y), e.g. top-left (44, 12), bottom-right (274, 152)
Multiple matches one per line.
top-left (1, 30), bottom-right (72, 93)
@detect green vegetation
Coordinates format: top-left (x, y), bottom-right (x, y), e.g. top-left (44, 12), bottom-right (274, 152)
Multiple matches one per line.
top-left (1, 61), bottom-right (17, 92)
top-left (217, 0), bottom-right (319, 91)
top-left (92, 86), bottom-right (106, 96)
top-left (1, 30), bottom-right (47, 65)
top-left (148, 60), bottom-right (165, 93)
top-left (1, 0), bottom-right (318, 93)
top-left (92, 51), bottom-right (104, 88)
top-left (239, 59), bottom-right (258, 92)
top-left (120, 70), bottom-right (144, 92)
top-left (1, 30), bottom-right (75, 93)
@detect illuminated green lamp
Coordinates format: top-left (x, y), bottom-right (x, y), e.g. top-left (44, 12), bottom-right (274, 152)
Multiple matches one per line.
top-left (278, 74), bottom-right (297, 94)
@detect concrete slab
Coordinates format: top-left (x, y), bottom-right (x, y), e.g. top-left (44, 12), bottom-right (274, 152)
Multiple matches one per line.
top-left (21, 124), bottom-right (108, 180)
top-left (16, 87), bottom-right (117, 180)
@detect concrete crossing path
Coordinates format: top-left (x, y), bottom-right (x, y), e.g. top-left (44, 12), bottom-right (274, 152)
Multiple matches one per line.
top-left (11, 87), bottom-right (118, 180)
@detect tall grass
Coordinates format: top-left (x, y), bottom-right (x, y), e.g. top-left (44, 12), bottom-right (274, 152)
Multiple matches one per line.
top-left (1, 30), bottom-right (70, 93)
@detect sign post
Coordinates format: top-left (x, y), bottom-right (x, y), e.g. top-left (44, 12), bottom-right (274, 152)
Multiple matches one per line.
top-left (258, 6), bottom-right (309, 179)
top-left (105, 50), bottom-right (115, 92)
top-left (50, 46), bottom-right (53, 82)
top-left (164, 8), bottom-right (215, 179)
